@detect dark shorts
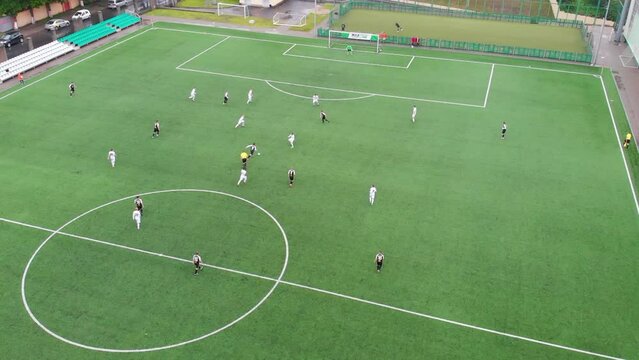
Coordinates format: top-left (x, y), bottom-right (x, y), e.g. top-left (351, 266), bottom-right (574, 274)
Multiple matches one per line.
top-left (153, 127), bottom-right (160, 133)
top-left (501, 129), bottom-right (507, 134)
top-left (194, 261), bottom-right (201, 268)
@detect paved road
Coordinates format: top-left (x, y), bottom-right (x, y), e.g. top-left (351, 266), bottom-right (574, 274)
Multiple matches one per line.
top-left (4, 0), bottom-right (138, 59)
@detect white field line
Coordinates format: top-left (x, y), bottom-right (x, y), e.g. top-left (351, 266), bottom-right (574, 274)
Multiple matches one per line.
top-left (175, 35), bottom-right (230, 69)
top-left (483, 64), bottom-right (495, 108)
top-left (599, 76), bottom-right (639, 214)
top-left (0, 27), bottom-right (154, 101)
top-left (405, 56), bottom-right (415, 69)
top-left (0, 215), bottom-right (624, 360)
top-left (178, 67), bottom-right (484, 108)
top-left (283, 52), bottom-right (410, 69)
top-left (153, 26), bottom-right (599, 76)
top-left (282, 44), bottom-right (296, 55)
top-left (264, 80), bottom-right (376, 101)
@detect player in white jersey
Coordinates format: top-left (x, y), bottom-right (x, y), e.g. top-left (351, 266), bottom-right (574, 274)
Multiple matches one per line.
top-left (235, 115), bottom-right (245, 128)
top-left (312, 94), bottom-right (319, 106)
top-left (501, 122), bottom-right (507, 139)
top-left (193, 251), bottom-right (203, 275)
top-left (247, 89), bottom-right (253, 104)
top-left (132, 208), bottom-right (141, 230)
top-left (288, 132), bottom-right (295, 148)
top-left (107, 148), bottom-right (116, 168)
top-left (375, 251), bottom-right (384, 272)
top-left (411, 105), bottom-right (417, 123)
top-left (369, 185), bottom-right (377, 205)
top-left (237, 168), bottom-right (248, 186)
top-left (188, 88), bottom-right (196, 101)
top-left (245, 143), bottom-right (258, 157)
top-left (68, 82), bottom-right (76, 96)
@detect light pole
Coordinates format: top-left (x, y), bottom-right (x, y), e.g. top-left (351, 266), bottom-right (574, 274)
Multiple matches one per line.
top-left (313, 0), bottom-right (317, 30)
top-left (592, 0), bottom-right (611, 65)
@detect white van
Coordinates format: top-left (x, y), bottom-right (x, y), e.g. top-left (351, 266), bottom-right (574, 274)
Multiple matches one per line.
top-left (107, 0), bottom-right (133, 8)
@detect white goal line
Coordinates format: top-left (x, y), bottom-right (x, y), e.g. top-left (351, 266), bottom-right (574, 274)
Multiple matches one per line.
top-left (0, 215), bottom-right (625, 360)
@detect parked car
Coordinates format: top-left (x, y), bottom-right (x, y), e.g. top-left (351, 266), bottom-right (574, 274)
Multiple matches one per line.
top-left (45, 19), bottom-right (71, 31)
top-left (0, 30), bottom-right (24, 48)
top-left (71, 9), bottom-right (91, 21)
top-left (107, 0), bottom-right (133, 9)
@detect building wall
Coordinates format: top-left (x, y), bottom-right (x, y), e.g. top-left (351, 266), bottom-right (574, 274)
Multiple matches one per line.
top-left (12, 1), bottom-right (80, 28)
top-left (0, 16), bottom-right (13, 32)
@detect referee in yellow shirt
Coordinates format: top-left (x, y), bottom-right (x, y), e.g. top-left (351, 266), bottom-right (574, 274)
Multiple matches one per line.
top-left (623, 132), bottom-right (632, 149)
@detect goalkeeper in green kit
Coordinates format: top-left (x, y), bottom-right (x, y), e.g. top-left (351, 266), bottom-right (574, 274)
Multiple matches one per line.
top-left (346, 44), bottom-right (353, 55)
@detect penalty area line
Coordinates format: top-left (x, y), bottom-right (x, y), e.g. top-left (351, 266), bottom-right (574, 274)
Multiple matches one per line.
top-left (0, 216), bottom-right (625, 360)
top-left (177, 66), bottom-right (484, 108)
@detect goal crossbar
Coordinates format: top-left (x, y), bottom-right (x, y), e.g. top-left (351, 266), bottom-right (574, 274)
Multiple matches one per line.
top-left (273, 12), bottom-right (307, 27)
top-left (217, 2), bottom-right (249, 19)
top-left (328, 30), bottom-right (381, 53)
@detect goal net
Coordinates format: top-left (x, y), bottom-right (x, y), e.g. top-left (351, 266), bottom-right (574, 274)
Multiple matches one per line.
top-left (328, 30), bottom-right (381, 53)
top-left (273, 12), bottom-right (307, 27)
top-left (217, 2), bottom-right (249, 18)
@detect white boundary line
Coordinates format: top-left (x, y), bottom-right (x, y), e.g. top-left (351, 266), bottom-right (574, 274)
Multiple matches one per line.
top-left (282, 44), bottom-right (296, 55)
top-left (153, 26), bottom-right (600, 77)
top-left (264, 80), bottom-right (376, 101)
top-left (406, 56), bottom-right (415, 69)
top-left (0, 25), bottom-right (632, 357)
top-left (483, 64), bottom-right (495, 108)
top-left (13, 189), bottom-right (290, 353)
top-left (0, 28), bottom-right (154, 101)
top-left (599, 76), bottom-right (639, 214)
top-left (0, 214), bottom-right (625, 359)
top-left (175, 35), bottom-right (230, 69)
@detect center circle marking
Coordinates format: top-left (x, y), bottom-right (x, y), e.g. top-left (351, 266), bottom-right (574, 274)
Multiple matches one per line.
top-left (21, 189), bottom-right (289, 353)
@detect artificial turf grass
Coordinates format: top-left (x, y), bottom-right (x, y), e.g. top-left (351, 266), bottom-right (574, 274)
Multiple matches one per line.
top-left (333, 9), bottom-right (587, 53)
top-left (0, 21), bottom-right (636, 359)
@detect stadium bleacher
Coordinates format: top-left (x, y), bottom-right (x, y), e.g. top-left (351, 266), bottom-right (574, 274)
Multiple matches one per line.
top-left (105, 13), bottom-right (141, 30)
top-left (0, 41), bottom-right (75, 83)
top-left (58, 23), bottom-right (117, 47)
top-left (0, 12), bottom-right (141, 83)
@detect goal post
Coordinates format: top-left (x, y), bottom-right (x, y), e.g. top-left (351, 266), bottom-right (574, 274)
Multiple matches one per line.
top-left (273, 12), bottom-right (307, 27)
top-left (217, 2), bottom-right (249, 19)
top-left (328, 30), bottom-right (381, 53)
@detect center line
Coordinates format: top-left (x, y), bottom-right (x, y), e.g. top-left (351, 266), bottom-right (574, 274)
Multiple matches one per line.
top-left (0, 216), bottom-right (624, 360)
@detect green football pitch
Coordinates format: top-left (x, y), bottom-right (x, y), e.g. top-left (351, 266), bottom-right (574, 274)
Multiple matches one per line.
top-left (1, 21), bottom-right (638, 359)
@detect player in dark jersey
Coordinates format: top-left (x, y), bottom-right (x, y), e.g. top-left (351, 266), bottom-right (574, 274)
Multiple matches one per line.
top-left (134, 196), bottom-right (144, 215)
top-left (320, 110), bottom-right (329, 124)
top-left (193, 252), bottom-right (203, 275)
top-left (501, 122), bottom-right (507, 139)
top-left (223, 91), bottom-right (229, 105)
top-left (68, 82), bottom-right (75, 96)
top-left (375, 251), bottom-right (384, 272)
top-left (395, 22), bottom-right (403, 31)
top-left (288, 168), bottom-right (296, 187)
top-left (152, 121), bottom-right (160, 138)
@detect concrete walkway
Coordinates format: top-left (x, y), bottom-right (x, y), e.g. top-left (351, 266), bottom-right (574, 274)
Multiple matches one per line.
top-left (591, 24), bottom-right (639, 141)
top-left (548, 0), bottom-right (614, 26)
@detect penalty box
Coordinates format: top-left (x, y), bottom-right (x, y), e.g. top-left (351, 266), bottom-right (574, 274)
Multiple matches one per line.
top-left (176, 34), bottom-right (494, 107)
